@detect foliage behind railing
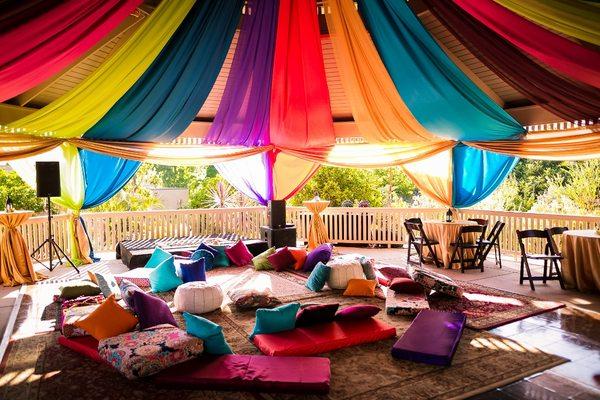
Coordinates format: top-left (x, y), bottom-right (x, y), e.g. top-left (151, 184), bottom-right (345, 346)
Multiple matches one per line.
top-left (3, 207), bottom-right (598, 261)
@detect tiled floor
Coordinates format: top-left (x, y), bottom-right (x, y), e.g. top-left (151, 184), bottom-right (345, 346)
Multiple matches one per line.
top-left (1, 246), bottom-right (598, 400)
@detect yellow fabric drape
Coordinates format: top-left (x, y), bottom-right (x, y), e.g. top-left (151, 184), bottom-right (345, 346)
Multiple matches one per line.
top-left (401, 149), bottom-right (453, 207)
top-left (71, 213), bottom-right (93, 265)
top-left (323, 0), bottom-right (446, 144)
top-left (493, 0), bottom-right (600, 46)
top-left (272, 152), bottom-right (320, 200)
top-left (304, 200), bottom-right (330, 250)
top-left (5, 0), bottom-right (195, 138)
top-left (466, 127), bottom-right (600, 161)
top-left (0, 211), bottom-right (45, 286)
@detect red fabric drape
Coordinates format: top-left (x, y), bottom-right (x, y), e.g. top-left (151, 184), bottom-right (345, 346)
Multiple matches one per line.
top-left (0, 0), bottom-right (141, 102)
top-left (424, 0), bottom-right (600, 121)
top-left (269, 0), bottom-right (335, 149)
top-left (453, 0), bottom-right (600, 89)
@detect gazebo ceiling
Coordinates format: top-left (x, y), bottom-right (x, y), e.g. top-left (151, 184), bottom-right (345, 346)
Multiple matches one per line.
top-left (0, 0), bottom-right (564, 126)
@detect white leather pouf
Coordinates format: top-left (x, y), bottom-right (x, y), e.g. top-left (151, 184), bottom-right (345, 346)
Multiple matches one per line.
top-left (326, 259), bottom-right (366, 289)
top-left (173, 281), bottom-right (224, 314)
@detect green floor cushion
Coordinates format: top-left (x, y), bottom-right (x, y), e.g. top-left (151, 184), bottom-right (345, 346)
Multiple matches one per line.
top-left (252, 247), bottom-right (276, 270)
top-left (59, 280), bottom-right (102, 300)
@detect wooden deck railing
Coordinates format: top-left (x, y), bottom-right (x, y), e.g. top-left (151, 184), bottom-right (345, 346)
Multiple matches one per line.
top-left (3, 207), bottom-right (598, 261)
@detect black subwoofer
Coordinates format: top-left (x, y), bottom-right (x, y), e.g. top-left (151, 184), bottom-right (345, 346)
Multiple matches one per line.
top-left (260, 224), bottom-right (297, 248)
top-left (35, 161), bottom-right (61, 197)
top-left (268, 200), bottom-right (286, 228)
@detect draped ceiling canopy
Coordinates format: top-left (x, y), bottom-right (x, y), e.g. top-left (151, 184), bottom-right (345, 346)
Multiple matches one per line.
top-left (0, 0), bottom-right (599, 261)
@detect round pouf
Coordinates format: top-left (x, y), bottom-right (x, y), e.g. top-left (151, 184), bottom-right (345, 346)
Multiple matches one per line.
top-left (327, 258), bottom-right (366, 289)
top-left (173, 281), bottom-right (224, 314)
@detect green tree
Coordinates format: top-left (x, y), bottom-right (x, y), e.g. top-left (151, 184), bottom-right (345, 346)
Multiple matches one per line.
top-left (289, 166), bottom-right (384, 207)
top-left (373, 167), bottom-right (417, 206)
top-left (153, 165), bottom-right (206, 188)
top-left (0, 169), bottom-right (45, 212)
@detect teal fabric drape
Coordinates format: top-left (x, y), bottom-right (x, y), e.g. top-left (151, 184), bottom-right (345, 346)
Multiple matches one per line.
top-left (357, 0), bottom-right (523, 141)
top-left (452, 144), bottom-right (518, 208)
top-left (79, 149), bottom-right (140, 209)
top-left (85, 0), bottom-right (243, 142)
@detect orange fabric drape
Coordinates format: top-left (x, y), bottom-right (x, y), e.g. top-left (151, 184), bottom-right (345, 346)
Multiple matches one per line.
top-left (466, 127), bottom-right (600, 161)
top-left (304, 200), bottom-right (330, 249)
top-left (0, 133), bottom-right (63, 161)
top-left (0, 211), bottom-right (45, 286)
top-left (323, 0), bottom-right (446, 144)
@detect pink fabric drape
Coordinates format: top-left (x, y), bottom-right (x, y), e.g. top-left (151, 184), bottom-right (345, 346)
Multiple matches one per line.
top-left (270, 0), bottom-right (335, 149)
top-left (453, 0), bottom-right (600, 88)
top-left (0, 0), bottom-right (141, 102)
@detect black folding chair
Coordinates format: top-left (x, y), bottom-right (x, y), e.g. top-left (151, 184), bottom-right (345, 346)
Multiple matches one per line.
top-left (405, 217), bottom-right (423, 225)
top-left (468, 218), bottom-right (489, 226)
top-left (516, 229), bottom-right (565, 291)
top-left (478, 221), bottom-right (505, 268)
top-left (404, 221), bottom-right (442, 268)
top-left (544, 227), bottom-right (568, 283)
top-left (449, 225), bottom-right (487, 272)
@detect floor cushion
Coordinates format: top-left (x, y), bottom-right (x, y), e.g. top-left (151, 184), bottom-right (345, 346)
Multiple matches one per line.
top-left (250, 303), bottom-right (300, 339)
top-left (93, 271), bottom-right (121, 299)
top-left (131, 290), bottom-right (178, 330)
top-left (252, 317), bottom-right (396, 356)
top-left (411, 269), bottom-right (464, 298)
top-left (183, 312), bottom-right (233, 355)
top-left (252, 247), bottom-right (276, 270)
top-left (267, 247), bottom-right (296, 271)
top-left (296, 303), bottom-right (339, 327)
top-left (58, 335), bottom-right (103, 364)
top-left (336, 253), bottom-right (377, 280)
top-left (225, 240), bottom-right (253, 267)
top-left (144, 247), bottom-right (173, 268)
top-left (389, 277), bottom-right (425, 294)
top-left (178, 258), bottom-right (206, 283)
top-left (343, 278), bottom-right (377, 297)
top-left (191, 249), bottom-right (215, 271)
top-left (173, 281), bottom-right (224, 314)
top-left (149, 257), bottom-right (183, 293)
top-left (227, 286), bottom-right (281, 310)
top-left (61, 304), bottom-right (99, 337)
top-left (74, 295), bottom-right (138, 341)
top-left (114, 268), bottom-right (152, 288)
top-left (391, 310), bottom-right (466, 366)
top-left (375, 264), bottom-right (411, 286)
top-left (303, 243), bottom-right (333, 272)
top-left (118, 279), bottom-right (144, 309)
top-left (289, 247), bottom-right (308, 270)
top-left (154, 355), bottom-right (331, 394)
top-left (385, 288), bottom-right (430, 316)
top-left (327, 259), bottom-right (365, 290)
top-left (335, 304), bottom-right (381, 320)
top-left (98, 324), bottom-right (203, 380)
top-left (58, 280), bottom-right (102, 300)
top-left (211, 245), bottom-right (231, 267)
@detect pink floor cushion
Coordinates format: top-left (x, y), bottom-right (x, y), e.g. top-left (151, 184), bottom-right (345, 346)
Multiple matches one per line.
top-left (114, 268), bottom-right (152, 287)
top-left (252, 317), bottom-right (396, 356)
top-left (391, 310), bottom-right (466, 366)
top-left (98, 324), bottom-right (203, 380)
top-left (154, 354), bottom-right (331, 394)
top-left (58, 335), bottom-right (103, 364)
top-left (385, 288), bottom-right (430, 316)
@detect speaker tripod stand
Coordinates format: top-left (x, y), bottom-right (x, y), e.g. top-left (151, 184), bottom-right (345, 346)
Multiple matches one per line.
top-left (30, 197), bottom-right (79, 273)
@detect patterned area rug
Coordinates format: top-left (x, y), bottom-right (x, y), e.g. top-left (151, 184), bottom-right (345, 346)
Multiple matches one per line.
top-left (0, 267), bottom-right (566, 400)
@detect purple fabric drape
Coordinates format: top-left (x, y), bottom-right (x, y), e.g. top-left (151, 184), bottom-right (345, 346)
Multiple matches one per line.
top-left (423, 0), bottom-right (600, 121)
top-left (204, 0), bottom-right (278, 146)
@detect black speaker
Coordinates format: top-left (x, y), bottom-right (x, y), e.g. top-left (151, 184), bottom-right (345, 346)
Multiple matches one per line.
top-left (35, 161), bottom-right (61, 197)
top-left (268, 200), bottom-right (286, 229)
top-left (260, 225), bottom-right (297, 248)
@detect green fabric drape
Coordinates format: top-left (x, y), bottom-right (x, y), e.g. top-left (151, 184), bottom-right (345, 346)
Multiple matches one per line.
top-left (494, 0), bottom-right (600, 45)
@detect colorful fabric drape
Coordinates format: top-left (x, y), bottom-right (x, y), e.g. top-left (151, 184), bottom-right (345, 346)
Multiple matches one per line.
top-left (357, 0), bottom-right (523, 141)
top-left (453, 0), bottom-right (600, 88)
top-left (493, 0), bottom-right (600, 46)
top-left (0, 0), bottom-right (141, 102)
top-left (425, 0), bottom-right (600, 121)
top-left (270, 0), bottom-right (335, 149)
top-left (402, 145), bottom-right (517, 208)
top-left (5, 0), bottom-right (195, 138)
top-left (216, 151), bottom-right (319, 205)
top-left (205, 0), bottom-right (279, 146)
top-left (85, 0), bottom-right (242, 142)
top-left (323, 0), bottom-right (445, 144)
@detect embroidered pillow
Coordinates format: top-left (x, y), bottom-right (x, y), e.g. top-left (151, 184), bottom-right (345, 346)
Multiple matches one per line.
top-left (131, 290), bottom-right (178, 330)
top-left (267, 247), bottom-right (296, 271)
top-left (295, 303), bottom-right (339, 327)
top-left (74, 295), bottom-right (138, 340)
top-left (303, 243), bottom-right (333, 272)
top-left (227, 287), bottom-right (281, 310)
top-left (288, 247), bottom-right (308, 270)
top-left (149, 257), bottom-right (183, 293)
top-left (377, 265), bottom-right (411, 280)
top-left (250, 302), bottom-right (300, 339)
top-left (179, 258), bottom-right (206, 283)
top-left (225, 240), bottom-right (253, 267)
top-left (191, 249), bottom-right (215, 271)
top-left (94, 271), bottom-right (121, 299)
top-left (305, 262), bottom-right (331, 292)
top-left (389, 277), bottom-right (425, 294)
top-left (183, 312), bottom-right (233, 355)
top-left (252, 247), bottom-right (276, 270)
top-left (343, 279), bottom-right (377, 297)
top-left (144, 247), bottom-right (172, 268)
top-left (119, 279), bottom-right (143, 309)
top-left (335, 304), bottom-right (381, 320)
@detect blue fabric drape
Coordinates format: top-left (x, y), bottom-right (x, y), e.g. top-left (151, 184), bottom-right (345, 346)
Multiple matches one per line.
top-left (452, 144), bottom-right (518, 208)
top-left (84, 0), bottom-right (243, 142)
top-left (79, 149), bottom-right (140, 209)
top-left (357, 0), bottom-right (523, 141)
